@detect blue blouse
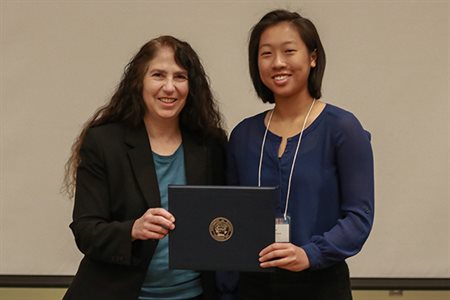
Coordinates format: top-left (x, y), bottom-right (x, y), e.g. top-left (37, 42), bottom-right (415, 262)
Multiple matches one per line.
top-left (227, 104), bottom-right (374, 270)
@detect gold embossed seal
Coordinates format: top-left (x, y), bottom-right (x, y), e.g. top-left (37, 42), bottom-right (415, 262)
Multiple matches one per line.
top-left (209, 217), bottom-right (233, 242)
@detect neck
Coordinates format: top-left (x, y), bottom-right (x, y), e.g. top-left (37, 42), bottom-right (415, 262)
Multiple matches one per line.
top-left (144, 116), bottom-right (182, 155)
top-left (144, 117), bottom-right (180, 138)
top-left (273, 93), bottom-right (315, 121)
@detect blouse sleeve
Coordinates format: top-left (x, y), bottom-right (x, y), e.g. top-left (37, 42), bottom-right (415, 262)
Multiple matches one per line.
top-left (302, 114), bottom-right (375, 269)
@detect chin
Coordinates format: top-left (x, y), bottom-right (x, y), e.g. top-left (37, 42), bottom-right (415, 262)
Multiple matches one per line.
top-left (163, 112), bottom-right (184, 120)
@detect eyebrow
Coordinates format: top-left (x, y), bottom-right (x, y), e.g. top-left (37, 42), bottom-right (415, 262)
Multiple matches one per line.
top-left (147, 68), bottom-right (187, 76)
top-left (148, 68), bottom-right (166, 73)
top-left (174, 70), bottom-right (188, 76)
top-left (259, 40), bottom-right (296, 49)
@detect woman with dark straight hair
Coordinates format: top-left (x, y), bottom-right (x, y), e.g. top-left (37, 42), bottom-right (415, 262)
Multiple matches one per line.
top-left (63, 35), bottom-right (226, 300)
top-left (222, 9), bottom-right (374, 300)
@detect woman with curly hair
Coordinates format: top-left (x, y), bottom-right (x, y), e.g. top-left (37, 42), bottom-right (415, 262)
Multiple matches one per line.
top-left (63, 35), bottom-right (226, 300)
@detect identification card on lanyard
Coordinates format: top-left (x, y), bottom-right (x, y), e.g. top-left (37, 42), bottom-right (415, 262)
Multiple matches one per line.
top-left (275, 215), bottom-right (290, 243)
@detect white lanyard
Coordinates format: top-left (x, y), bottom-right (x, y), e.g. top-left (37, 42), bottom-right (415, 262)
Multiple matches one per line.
top-left (258, 99), bottom-right (316, 220)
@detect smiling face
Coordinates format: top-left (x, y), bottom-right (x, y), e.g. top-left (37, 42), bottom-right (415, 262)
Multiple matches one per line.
top-left (258, 21), bottom-right (317, 102)
top-left (142, 46), bottom-right (189, 124)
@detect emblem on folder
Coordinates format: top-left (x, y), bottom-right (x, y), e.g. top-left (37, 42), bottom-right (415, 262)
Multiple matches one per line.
top-left (209, 217), bottom-right (233, 242)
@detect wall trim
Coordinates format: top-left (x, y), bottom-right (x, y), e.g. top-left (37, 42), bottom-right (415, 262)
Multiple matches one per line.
top-left (0, 275), bottom-right (72, 288)
top-left (350, 278), bottom-right (450, 290)
top-left (0, 275), bottom-right (449, 290)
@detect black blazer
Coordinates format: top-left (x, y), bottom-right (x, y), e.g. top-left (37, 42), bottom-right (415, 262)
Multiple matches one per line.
top-left (63, 122), bottom-right (226, 300)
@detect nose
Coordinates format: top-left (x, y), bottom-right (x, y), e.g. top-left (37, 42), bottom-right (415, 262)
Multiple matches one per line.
top-left (272, 52), bottom-right (286, 69)
top-left (162, 78), bottom-right (175, 93)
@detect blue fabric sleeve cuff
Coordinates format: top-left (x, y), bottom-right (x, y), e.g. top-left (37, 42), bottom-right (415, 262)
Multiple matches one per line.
top-left (302, 242), bottom-right (322, 270)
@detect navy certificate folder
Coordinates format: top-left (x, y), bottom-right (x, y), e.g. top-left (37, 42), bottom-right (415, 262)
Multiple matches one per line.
top-left (168, 185), bottom-right (277, 272)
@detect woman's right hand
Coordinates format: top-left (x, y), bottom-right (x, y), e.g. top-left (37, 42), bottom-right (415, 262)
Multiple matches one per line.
top-left (131, 208), bottom-right (175, 241)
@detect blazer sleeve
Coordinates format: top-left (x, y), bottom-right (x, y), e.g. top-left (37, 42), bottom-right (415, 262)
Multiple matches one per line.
top-left (70, 128), bottom-right (136, 266)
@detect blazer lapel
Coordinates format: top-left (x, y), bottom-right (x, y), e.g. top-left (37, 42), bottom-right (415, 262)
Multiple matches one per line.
top-left (125, 124), bottom-right (160, 208)
top-left (182, 131), bottom-right (207, 185)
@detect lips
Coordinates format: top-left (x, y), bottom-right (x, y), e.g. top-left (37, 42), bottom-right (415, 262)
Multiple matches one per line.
top-left (272, 73), bottom-right (291, 83)
top-left (158, 97), bottom-right (177, 104)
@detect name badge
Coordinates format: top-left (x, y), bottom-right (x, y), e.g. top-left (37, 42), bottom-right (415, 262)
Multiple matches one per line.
top-left (275, 216), bottom-right (290, 243)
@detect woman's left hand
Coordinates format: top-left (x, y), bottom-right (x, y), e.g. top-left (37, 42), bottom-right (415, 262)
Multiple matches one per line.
top-left (259, 243), bottom-right (310, 272)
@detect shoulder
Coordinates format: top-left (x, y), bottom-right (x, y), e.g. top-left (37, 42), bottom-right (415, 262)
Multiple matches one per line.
top-left (230, 111), bottom-right (267, 140)
top-left (323, 104), bottom-right (360, 125)
top-left (83, 122), bottom-right (128, 148)
top-left (324, 104), bottom-right (368, 131)
top-left (87, 122), bottom-right (126, 137)
top-left (323, 103), bottom-right (371, 141)
top-left (78, 123), bottom-right (128, 166)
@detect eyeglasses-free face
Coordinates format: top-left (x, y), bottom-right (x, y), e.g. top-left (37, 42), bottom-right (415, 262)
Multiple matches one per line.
top-left (258, 21), bottom-right (317, 102)
top-left (142, 46), bottom-right (189, 124)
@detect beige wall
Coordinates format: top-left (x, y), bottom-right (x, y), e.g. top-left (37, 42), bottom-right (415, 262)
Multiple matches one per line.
top-left (1, 0), bottom-right (449, 278)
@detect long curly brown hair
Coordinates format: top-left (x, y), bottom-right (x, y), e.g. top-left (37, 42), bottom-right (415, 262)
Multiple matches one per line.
top-left (63, 35), bottom-right (226, 198)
